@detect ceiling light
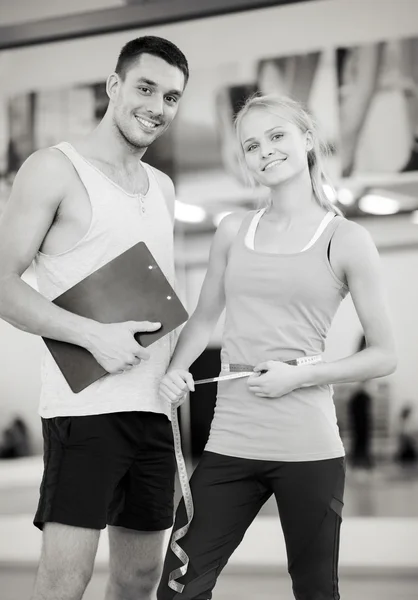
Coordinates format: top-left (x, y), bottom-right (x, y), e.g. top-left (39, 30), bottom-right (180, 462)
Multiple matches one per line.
top-left (175, 201), bottom-right (206, 223)
top-left (337, 188), bottom-right (355, 206)
top-left (358, 194), bottom-right (400, 215)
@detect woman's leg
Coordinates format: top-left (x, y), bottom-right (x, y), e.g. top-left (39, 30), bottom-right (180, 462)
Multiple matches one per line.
top-left (157, 452), bottom-right (271, 600)
top-left (269, 457), bottom-right (346, 600)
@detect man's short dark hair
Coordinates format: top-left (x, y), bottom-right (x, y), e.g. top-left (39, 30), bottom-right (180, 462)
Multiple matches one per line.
top-left (115, 36), bottom-right (189, 86)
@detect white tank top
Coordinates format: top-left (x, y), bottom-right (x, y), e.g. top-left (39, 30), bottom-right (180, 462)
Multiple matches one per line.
top-left (33, 142), bottom-right (174, 419)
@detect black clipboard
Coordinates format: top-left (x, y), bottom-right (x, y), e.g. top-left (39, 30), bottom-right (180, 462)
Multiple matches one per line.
top-left (43, 241), bottom-right (188, 393)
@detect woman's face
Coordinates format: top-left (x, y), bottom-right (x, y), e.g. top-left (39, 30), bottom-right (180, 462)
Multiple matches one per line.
top-left (240, 107), bottom-right (311, 188)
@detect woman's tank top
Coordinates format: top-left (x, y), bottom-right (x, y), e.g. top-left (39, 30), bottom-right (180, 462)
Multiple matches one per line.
top-left (205, 209), bottom-right (348, 461)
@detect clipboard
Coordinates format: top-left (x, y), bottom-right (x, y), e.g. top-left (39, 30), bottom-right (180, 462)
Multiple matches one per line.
top-left (43, 241), bottom-right (188, 393)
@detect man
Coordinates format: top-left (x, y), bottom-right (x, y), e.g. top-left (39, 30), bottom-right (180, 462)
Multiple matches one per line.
top-left (0, 36), bottom-right (189, 600)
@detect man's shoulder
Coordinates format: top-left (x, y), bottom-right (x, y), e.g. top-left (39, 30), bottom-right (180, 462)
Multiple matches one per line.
top-left (11, 147), bottom-right (75, 204)
top-left (146, 164), bottom-right (174, 194)
top-left (17, 147), bottom-right (74, 185)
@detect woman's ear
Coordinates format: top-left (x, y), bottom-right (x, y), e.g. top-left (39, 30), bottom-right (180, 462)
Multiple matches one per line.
top-left (305, 130), bottom-right (314, 152)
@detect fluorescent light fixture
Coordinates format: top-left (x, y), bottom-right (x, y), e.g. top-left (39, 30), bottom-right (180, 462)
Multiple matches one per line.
top-left (175, 201), bottom-right (206, 223)
top-left (337, 188), bottom-right (355, 206)
top-left (213, 211), bottom-right (232, 227)
top-left (358, 194), bottom-right (400, 215)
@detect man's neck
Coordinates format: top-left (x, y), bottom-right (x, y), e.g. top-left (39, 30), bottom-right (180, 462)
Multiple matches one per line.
top-left (83, 120), bottom-right (148, 170)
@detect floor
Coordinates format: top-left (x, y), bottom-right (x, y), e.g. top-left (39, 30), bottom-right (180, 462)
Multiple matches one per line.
top-left (1, 457), bottom-right (418, 599)
top-left (1, 565), bottom-right (417, 600)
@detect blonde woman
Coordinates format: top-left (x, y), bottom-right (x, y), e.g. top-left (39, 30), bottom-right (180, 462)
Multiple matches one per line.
top-left (157, 94), bottom-right (396, 600)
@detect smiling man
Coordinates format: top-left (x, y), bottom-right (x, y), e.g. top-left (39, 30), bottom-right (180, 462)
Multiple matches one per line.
top-left (0, 36), bottom-right (188, 600)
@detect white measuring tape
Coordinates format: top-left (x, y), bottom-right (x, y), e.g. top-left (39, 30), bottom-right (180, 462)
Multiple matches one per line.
top-left (194, 355), bottom-right (322, 385)
top-left (168, 402), bottom-right (194, 593)
top-left (168, 354), bottom-right (322, 592)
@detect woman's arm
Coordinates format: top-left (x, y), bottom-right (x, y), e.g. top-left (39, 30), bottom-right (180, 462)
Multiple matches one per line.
top-left (160, 212), bottom-right (245, 403)
top-left (249, 220), bottom-right (397, 398)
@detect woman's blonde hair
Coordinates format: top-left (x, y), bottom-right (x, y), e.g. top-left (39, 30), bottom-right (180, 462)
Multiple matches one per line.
top-left (234, 93), bottom-right (342, 216)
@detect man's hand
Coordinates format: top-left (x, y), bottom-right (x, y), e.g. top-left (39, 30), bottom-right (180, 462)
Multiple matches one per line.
top-left (160, 369), bottom-right (195, 407)
top-left (85, 320), bottom-right (161, 374)
top-left (247, 360), bottom-right (309, 399)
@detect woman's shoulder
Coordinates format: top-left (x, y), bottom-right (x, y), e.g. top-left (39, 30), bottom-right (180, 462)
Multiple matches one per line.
top-left (332, 217), bottom-right (375, 247)
top-left (216, 209), bottom-right (259, 237)
top-left (211, 209), bottom-right (260, 257)
top-left (331, 217), bottom-right (378, 266)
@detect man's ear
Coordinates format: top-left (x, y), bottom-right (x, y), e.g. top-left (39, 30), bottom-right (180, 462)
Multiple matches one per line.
top-left (106, 72), bottom-right (120, 101)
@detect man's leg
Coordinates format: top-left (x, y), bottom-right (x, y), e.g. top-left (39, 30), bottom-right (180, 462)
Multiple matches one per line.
top-left (32, 414), bottom-right (136, 599)
top-left (157, 452), bottom-right (271, 600)
top-left (103, 412), bottom-right (175, 599)
top-left (105, 527), bottom-right (165, 600)
top-left (31, 523), bottom-right (100, 600)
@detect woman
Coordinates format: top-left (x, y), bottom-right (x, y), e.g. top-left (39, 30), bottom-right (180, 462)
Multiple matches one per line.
top-left (157, 94), bottom-right (396, 600)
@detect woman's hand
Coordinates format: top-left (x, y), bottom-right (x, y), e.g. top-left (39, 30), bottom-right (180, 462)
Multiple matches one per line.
top-left (160, 369), bottom-right (195, 407)
top-left (247, 361), bottom-right (309, 398)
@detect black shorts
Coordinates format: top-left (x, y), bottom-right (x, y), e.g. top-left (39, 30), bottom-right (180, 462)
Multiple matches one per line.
top-left (34, 411), bottom-right (176, 532)
top-left (158, 452), bottom-right (345, 600)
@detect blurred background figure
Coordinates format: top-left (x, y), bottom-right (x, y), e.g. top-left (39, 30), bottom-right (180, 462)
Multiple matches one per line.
top-left (395, 403), bottom-right (418, 466)
top-left (348, 381), bottom-right (374, 470)
top-left (0, 416), bottom-right (31, 459)
top-left (347, 335), bottom-right (374, 471)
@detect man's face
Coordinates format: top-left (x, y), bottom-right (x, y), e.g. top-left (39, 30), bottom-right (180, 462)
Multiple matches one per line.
top-left (110, 53), bottom-right (185, 149)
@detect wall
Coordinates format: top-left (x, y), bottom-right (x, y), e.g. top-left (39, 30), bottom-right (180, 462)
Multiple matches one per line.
top-left (1, 0), bottom-right (418, 448)
top-left (0, 0), bottom-right (124, 26)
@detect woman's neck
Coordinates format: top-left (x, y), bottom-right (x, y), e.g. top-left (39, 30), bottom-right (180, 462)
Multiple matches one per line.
top-left (268, 169), bottom-right (323, 222)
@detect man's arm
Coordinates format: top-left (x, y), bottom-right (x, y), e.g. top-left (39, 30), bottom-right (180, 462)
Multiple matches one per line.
top-left (0, 149), bottom-right (160, 374)
top-left (0, 148), bottom-right (92, 343)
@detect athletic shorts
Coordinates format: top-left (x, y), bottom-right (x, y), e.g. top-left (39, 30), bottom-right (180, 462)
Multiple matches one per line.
top-left (158, 452), bottom-right (345, 600)
top-left (34, 411), bottom-right (176, 532)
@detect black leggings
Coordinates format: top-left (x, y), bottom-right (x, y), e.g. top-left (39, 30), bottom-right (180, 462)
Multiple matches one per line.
top-left (157, 452), bottom-right (345, 600)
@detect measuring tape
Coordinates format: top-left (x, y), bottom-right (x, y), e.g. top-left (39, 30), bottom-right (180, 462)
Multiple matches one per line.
top-left (168, 402), bottom-right (194, 593)
top-left (168, 354), bottom-right (322, 592)
top-left (195, 355), bottom-right (322, 385)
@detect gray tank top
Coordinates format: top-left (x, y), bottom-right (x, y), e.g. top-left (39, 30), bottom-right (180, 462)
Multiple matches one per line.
top-left (33, 142), bottom-right (174, 419)
top-left (205, 210), bottom-right (348, 461)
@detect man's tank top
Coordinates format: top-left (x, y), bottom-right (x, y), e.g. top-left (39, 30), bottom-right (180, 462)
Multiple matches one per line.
top-left (205, 209), bottom-right (348, 461)
top-left (33, 142), bottom-right (174, 419)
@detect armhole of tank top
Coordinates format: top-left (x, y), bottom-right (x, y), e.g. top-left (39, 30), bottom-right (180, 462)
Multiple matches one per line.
top-left (46, 144), bottom-right (95, 251)
top-left (51, 144), bottom-right (92, 203)
top-left (325, 217), bottom-right (349, 290)
top-left (244, 208), bottom-right (266, 250)
top-left (143, 163), bottom-right (173, 223)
